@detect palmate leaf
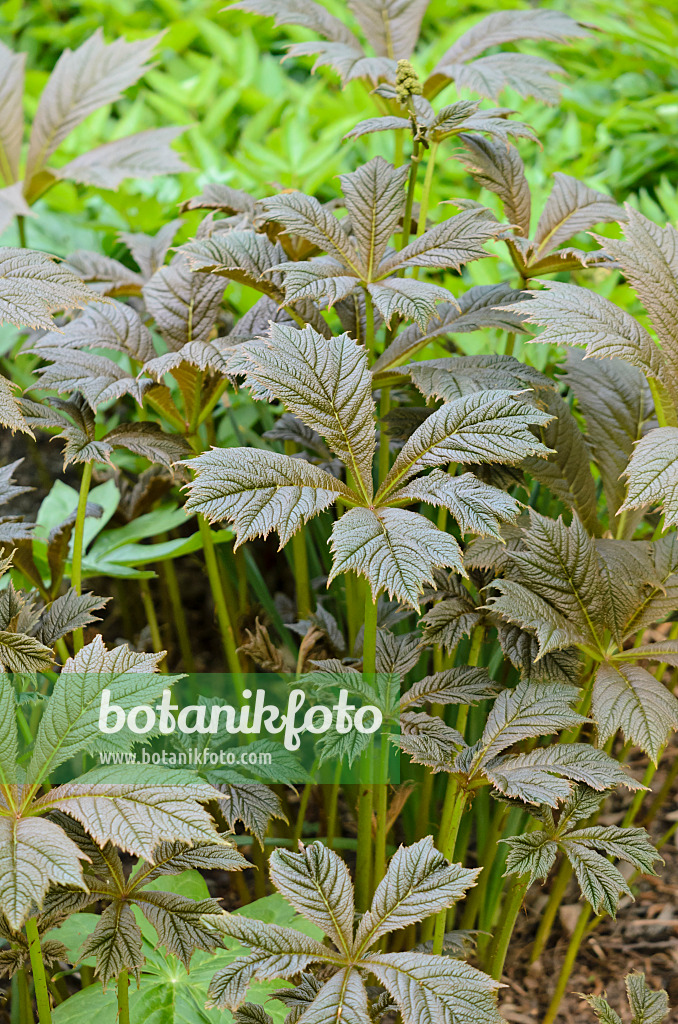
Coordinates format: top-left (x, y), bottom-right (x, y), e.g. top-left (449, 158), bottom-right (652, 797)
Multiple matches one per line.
top-left (51, 126), bottom-right (188, 190)
top-left (405, 354), bottom-right (550, 404)
top-left (379, 207), bottom-right (500, 274)
top-left (0, 681), bottom-right (17, 786)
top-left (377, 389), bottom-right (552, 499)
top-left (236, 324), bottom-right (376, 497)
top-left (596, 540), bottom-right (656, 647)
top-left (460, 136), bottom-right (531, 238)
top-left (502, 281), bottom-right (665, 383)
top-left (132, 890), bottom-right (224, 968)
top-left (78, 901), bottom-right (144, 987)
top-left (31, 299), bottom-right (155, 363)
top-left (394, 470), bottom-right (521, 538)
top-left (372, 286), bottom-right (530, 373)
top-left (27, 635), bottom-right (168, 782)
top-left (290, 968), bottom-right (370, 1024)
top-left (182, 230), bottom-right (287, 295)
top-left (348, 0), bottom-right (428, 60)
top-left (505, 511), bottom-right (605, 638)
top-left (364, 952), bottom-right (502, 1024)
top-left (626, 973), bottom-right (671, 1024)
top-left (367, 279), bottom-right (455, 331)
top-left (216, 783), bottom-right (287, 846)
top-left (185, 447), bottom-right (355, 548)
top-left (330, 506), bottom-right (464, 608)
top-left (401, 667), bottom-right (497, 710)
top-left (0, 375), bottom-right (33, 436)
top-left (143, 253), bottom-right (225, 350)
top-left (620, 428), bottom-right (678, 528)
top-left (63, 249), bottom-right (144, 296)
top-left (261, 192), bottom-right (363, 273)
top-left (473, 680), bottom-right (583, 766)
top-left (593, 662), bottom-right (678, 764)
top-left (442, 54), bottom-right (565, 105)
top-left (0, 816), bottom-right (88, 930)
top-left (489, 575), bottom-right (582, 657)
top-left (497, 624), bottom-right (580, 685)
top-left (234, 1005), bottom-right (274, 1024)
top-left (119, 218), bottom-right (183, 279)
top-left (428, 9), bottom-right (587, 82)
top-left (230, 0), bottom-right (361, 48)
top-left (339, 157), bottom-right (408, 279)
top-left (0, 631), bottom-right (53, 672)
top-left (0, 248), bottom-right (96, 330)
top-left (139, 839), bottom-right (249, 881)
top-left (419, 596), bottom-right (482, 653)
top-left (625, 534), bottom-right (678, 635)
top-left (37, 779), bottom-right (221, 860)
top-left (33, 347), bottom-right (153, 409)
top-left (354, 838), bottom-right (477, 953)
top-left (269, 842), bottom-right (354, 954)
top-left (24, 29), bottom-right (160, 180)
top-left (565, 350), bottom-right (653, 518)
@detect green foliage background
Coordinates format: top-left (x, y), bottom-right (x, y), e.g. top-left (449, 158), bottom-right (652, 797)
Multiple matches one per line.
top-left (2, 0), bottom-right (676, 260)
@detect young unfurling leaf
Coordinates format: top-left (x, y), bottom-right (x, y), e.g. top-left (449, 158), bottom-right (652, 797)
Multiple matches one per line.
top-left (583, 972), bottom-right (670, 1024)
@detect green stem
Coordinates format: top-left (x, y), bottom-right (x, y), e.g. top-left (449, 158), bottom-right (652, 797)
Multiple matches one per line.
top-left (197, 516), bottom-right (243, 686)
top-left (117, 969), bottom-right (130, 1024)
top-left (378, 386), bottom-right (391, 483)
top-left (486, 874), bottom-right (530, 980)
top-left (138, 578), bottom-right (167, 671)
top-left (415, 142), bottom-right (438, 238)
top-left (643, 753), bottom-right (678, 826)
top-left (17, 215), bottom-right (27, 248)
top-left (648, 377), bottom-right (677, 428)
top-left (432, 782), bottom-right (467, 953)
top-left (356, 591), bottom-right (378, 911)
top-left (400, 140), bottom-right (421, 251)
top-left (16, 967), bottom-right (33, 1024)
top-left (364, 288), bottom-right (376, 357)
top-left (325, 760), bottom-right (342, 849)
top-left (293, 782), bottom-right (313, 845)
top-left (460, 804), bottom-right (508, 930)
top-left (25, 918), bottom-right (51, 1024)
top-left (161, 556), bottom-right (195, 672)
top-left (71, 461), bottom-right (93, 653)
top-left (285, 442), bottom-right (312, 618)
top-left (504, 332), bottom-right (516, 357)
top-left (530, 857), bottom-right (572, 962)
top-left (542, 904), bottom-right (592, 1024)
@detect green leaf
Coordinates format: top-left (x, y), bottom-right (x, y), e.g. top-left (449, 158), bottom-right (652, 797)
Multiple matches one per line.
top-left (0, 631), bottom-right (53, 672)
top-left (474, 681), bottom-right (583, 766)
top-left (503, 832), bottom-right (558, 884)
top-left (563, 826), bottom-right (659, 875)
top-left (626, 972), bottom-right (671, 1024)
top-left (401, 667), bottom-right (497, 710)
top-left (367, 279), bottom-right (456, 331)
top-left (593, 662), bottom-right (678, 763)
top-left (0, 817), bottom-right (88, 930)
top-left (185, 447), bottom-right (356, 548)
top-left (354, 837), bottom-right (477, 953)
top-left (563, 843), bottom-right (632, 917)
top-left (621, 427), bottom-right (678, 528)
top-left (377, 390), bottom-right (551, 499)
top-left (239, 324), bottom-right (376, 497)
top-left (284, 968), bottom-right (370, 1024)
top-left (496, 624), bottom-right (580, 684)
top-left (329, 506), bottom-right (464, 608)
top-left (133, 890), bottom-right (224, 968)
top-left (582, 994), bottom-right (624, 1024)
top-left (269, 842), bottom-right (354, 955)
top-left (363, 952), bottom-right (502, 1024)
top-left (28, 634), bottom-right (168, 782)
top-left (216, 783), bottom-right (287, 846)
top-left (78, 901), bottom-right (144, 987)
top-left (339, 157), bottom-right (408, 279)
top-left (0, 248), bottom-right (97, 330)
top-left (393, 470), bottom-right (521, 537)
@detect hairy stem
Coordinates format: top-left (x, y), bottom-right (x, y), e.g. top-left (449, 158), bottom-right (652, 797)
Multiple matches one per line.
top-left (71, 461), bottom-right (93, 653)
top-left (117, 969), bottom-right (130, 1024)
top-left (25, 918), bottom-right (51, 1024)
top-left (486, 874), bottom-right (530, 980)
top-left (198, 516), bottom-right (243, 686)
